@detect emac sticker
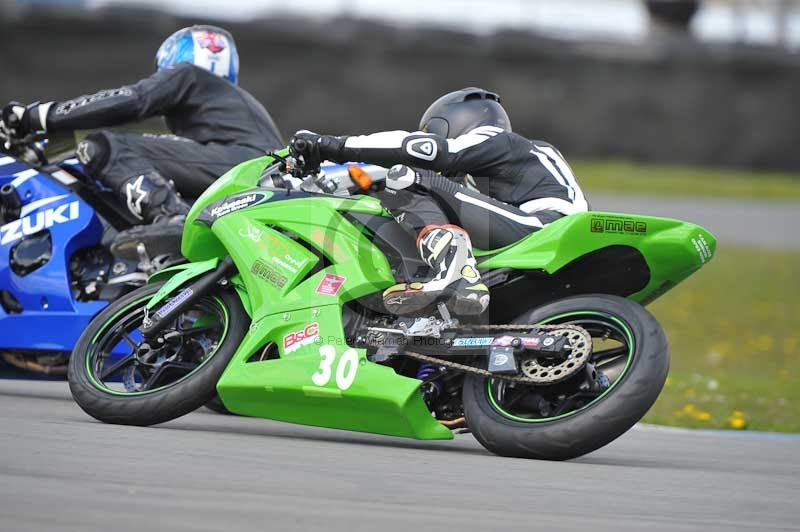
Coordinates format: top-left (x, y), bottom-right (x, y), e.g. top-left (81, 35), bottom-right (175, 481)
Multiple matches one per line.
top-left (251, 260), bottom-right (287, 288)
top-left (590, 215), bottom-right (647, 235)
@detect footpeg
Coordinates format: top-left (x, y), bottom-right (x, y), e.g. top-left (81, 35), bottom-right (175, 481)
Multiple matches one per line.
top-left (136, 242), bottom-right (154, 274)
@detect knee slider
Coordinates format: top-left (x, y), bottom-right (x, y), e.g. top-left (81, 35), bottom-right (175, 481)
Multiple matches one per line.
top-left (76, 132), bottom-right (112, 175)
top-left (386, 165), bottom-right (417, 191)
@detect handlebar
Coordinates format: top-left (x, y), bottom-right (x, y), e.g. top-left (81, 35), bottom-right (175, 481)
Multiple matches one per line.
top-left (0, 120), bottom-right (49, 166)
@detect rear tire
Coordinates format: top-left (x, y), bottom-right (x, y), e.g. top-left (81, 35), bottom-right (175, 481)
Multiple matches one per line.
top-left (463, 294), bottom-right (669, 460)
top-left (68, 282), bottom-right (249, 426)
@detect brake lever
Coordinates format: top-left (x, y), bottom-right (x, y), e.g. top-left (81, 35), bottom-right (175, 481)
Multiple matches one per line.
top-left (265, 150), bottom-right (288, 165)
top-left (291, 157), bottom-right (321, 179)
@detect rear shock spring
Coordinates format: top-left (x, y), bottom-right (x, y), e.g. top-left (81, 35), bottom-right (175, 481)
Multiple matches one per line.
top-left (416, 363), bottom-right (443, 401)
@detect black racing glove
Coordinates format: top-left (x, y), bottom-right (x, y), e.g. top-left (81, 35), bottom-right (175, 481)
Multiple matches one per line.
top-left (289, 130), bottom-right (348, 170)
top-left (1, 101), bottom-right (50, 139)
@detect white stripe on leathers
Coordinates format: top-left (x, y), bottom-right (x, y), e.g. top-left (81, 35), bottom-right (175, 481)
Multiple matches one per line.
top-left (344, 131), bottom-right (410, 149)
top-left (535, 144), bottom-right (589, 211)
top-left (454, 192), bottom-right (544, 227)
top-left (448, 126), bottom-right (504, 153)
top-left (529, 148), bottom-right (574, 200)
top-left (342, 127), bottom-right (503, 156)
top-left (519, 196), bottom-right (587, 216)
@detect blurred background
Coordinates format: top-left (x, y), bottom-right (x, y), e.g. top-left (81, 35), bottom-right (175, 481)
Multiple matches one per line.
top-left (1, 0), bottom-right (798, 431)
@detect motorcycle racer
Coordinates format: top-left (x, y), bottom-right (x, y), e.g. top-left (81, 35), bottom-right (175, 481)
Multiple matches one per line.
top-left (290, 87), bottom-right (588, 316)
top-left (2, 25), bottom-right (283, 259)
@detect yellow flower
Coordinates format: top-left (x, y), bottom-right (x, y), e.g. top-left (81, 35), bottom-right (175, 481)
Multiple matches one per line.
top-left (693, 411), bottom-right (712, 422)
top-left (729, 418), bottom-right (747, 430)
top-left (726, 411), bottom-right (747, 430)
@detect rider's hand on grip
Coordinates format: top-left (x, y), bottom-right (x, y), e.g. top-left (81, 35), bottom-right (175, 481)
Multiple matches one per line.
top-left (1, 101), bottom-right (49, 140)
top-left (289, 130), bottom-right (323, 173)
top-left (2, 102), bottom-right (26, 133)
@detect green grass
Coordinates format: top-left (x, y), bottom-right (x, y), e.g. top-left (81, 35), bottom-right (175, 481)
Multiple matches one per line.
top-left (642, 245), bottom-right (800, 432)
top-left (573, 159), bottom-right (800, 201)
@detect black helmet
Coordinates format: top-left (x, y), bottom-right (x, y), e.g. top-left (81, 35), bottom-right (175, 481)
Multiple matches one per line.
top-left (419, 87), bottom-right (512, 138)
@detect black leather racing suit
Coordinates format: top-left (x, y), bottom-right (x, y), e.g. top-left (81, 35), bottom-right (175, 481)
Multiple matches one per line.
top-left (45, 63), bottom-right (283, 212)
top-left (324, 126), bottom-right (589, 249)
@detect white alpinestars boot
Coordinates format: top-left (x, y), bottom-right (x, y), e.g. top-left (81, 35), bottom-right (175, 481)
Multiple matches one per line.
top-left (383, 225), bottom-right (490, 316)
top-left (110, 172), bottom-right (190, 260)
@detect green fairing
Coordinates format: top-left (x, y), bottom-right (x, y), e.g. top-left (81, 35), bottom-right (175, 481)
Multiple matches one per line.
top-left (146, 258), bottom-right (219, 309)
top-left (145, 155), bottom-right (715, 440)
top-left (479, 211), bottom-right (717, 304)
top-left (151, 155), bottom-right (450, 439)
top-left (217, 305), bottom-right (452, 439)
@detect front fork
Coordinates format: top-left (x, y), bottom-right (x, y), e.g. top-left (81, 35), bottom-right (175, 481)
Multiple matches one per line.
top-left (141, 256), bottom-right (237, 339)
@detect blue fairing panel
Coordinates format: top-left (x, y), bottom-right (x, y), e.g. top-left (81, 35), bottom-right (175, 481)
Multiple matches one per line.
top-left (0, 157), bottom-right (105, 352)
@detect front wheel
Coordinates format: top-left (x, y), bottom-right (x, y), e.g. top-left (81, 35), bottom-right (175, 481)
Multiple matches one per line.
top-left (463, 294), bottom-right (669, 461)
top-left (68, 281), bottom-right (249, 426)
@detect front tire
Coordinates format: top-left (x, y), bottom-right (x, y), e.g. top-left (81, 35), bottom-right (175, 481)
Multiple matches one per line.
top-left (204, 395), bottom-right (236, 415)
top-left (463, 294), bottom-right (669, 461)
top-left (68, 281), bottom-right (249, 426)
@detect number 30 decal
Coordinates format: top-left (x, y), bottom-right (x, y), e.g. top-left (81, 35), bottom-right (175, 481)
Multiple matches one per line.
top-left (311, 345), bottom-right (359, 390)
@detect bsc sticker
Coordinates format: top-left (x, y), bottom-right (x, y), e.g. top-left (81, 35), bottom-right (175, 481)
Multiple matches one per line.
top-left (315, 273), bottom-right (346, 296)
top-left (284, 322), bottom-right (320, 354)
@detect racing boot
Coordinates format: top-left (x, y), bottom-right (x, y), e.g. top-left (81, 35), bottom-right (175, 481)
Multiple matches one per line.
top-left (383, 225), bottom-right (490, 316)
top-left (110, 172), bottom-right (190, 260)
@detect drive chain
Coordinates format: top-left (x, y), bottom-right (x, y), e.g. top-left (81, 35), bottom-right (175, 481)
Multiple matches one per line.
top-left (404, 323), bottom-right (592, 384)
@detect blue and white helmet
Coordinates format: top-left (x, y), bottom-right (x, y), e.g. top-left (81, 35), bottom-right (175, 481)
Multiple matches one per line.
top-left (155, 25), bottom-right (239, 84)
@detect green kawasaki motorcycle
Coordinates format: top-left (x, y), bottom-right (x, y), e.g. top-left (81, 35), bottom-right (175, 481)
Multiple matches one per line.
top-left (68, 150), bottom-right (716, 460)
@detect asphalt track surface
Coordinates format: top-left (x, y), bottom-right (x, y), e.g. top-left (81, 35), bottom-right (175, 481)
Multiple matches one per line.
top-left (590, 194), bottom-right (800, 250)
top-left (1, 193), bottom-right (798, 531)
top-left (1, 380), bottom-right (798, 532)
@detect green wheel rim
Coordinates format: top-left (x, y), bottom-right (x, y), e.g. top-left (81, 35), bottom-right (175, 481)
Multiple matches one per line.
top-left (486, 311), bottom-right (635, 423)
top-left (85, 292), bottom-right (230, 396)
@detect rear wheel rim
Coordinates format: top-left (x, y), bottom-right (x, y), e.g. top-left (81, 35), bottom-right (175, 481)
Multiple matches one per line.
top-left (84, 293), bottom-right (230, 396)
top-left (485, 311), bottom-right (635, 423)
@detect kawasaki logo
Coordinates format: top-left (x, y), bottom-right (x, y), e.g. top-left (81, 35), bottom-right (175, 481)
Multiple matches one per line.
top-left (210, 192), bottom-right (268, 218)
top-left (0, 201), bottom-right (80, 246)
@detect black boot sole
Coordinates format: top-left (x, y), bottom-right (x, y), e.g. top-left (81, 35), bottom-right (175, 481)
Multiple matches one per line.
top-left (110, 224), bottom-right (184, 261)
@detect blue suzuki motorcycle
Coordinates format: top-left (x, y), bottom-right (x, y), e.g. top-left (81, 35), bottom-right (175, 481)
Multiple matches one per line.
top-left (0, 124), bottom-right (375, 378)
top-left (0, 126), bottom-right (170, 376)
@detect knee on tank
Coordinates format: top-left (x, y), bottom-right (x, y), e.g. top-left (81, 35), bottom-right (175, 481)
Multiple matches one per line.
top-left (76, 131), bottom-right (115, 175)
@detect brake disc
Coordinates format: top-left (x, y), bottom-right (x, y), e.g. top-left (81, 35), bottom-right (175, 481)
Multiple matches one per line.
top-left (519, 328), bottom-right (592, 384)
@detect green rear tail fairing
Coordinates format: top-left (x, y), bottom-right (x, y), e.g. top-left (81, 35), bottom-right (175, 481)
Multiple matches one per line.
top-left (142, 154), bottom-right (714, 441)
top-left (479, 211), bottom-right (716, 305)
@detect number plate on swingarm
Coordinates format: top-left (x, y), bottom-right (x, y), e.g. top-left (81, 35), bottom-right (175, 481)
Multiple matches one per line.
top-left (448, 332), bottom-right (570, 359)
